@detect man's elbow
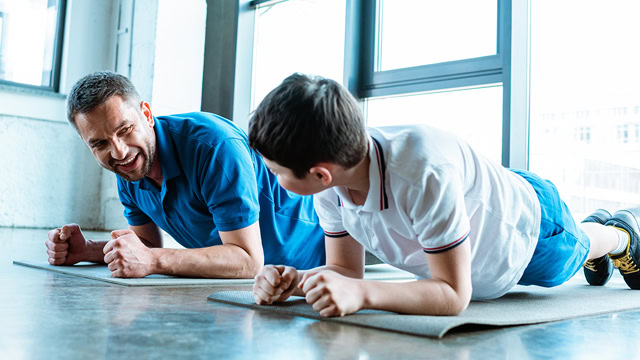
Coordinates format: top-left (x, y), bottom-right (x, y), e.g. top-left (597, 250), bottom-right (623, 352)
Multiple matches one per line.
top-left (247, 257), bottom-right (264, 277)
top-left (241, 251), bottom-right (264, 278)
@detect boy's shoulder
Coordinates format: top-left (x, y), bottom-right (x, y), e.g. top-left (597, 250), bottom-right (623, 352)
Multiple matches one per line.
top-left (369, 125), bottom-right (466, 185)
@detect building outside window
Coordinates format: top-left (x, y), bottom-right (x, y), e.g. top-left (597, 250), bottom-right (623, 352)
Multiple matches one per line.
top-left (529, 0), bottom-right (640, 219)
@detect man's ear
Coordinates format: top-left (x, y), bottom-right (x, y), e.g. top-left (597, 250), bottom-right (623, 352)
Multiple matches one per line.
top-left (309, 164), bottom-right (333, 186)
top-left (140, 101), bottom-right (154, 127)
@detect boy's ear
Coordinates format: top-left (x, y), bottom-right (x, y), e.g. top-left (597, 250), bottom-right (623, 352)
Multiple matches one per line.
top-left (309, 164), bottom-right (333, 186)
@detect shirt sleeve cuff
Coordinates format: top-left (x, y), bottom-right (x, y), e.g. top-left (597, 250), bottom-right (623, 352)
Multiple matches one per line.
top-left (323, 230), bottom-right (350, 238)
top-left (215, 212), bottom-right (260, 232)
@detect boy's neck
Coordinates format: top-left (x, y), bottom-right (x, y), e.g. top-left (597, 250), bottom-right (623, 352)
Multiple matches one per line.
top-left (342, 153), bottom-right (370, 206)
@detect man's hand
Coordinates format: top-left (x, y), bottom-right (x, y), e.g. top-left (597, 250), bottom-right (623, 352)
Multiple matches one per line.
top-left (103, 229), bottom-right (157, 278)
top-left (253, 265), bottom-right (301, 304)
top-left (46, 224), bottom-right (92, 265)
top-left (299, 270), bottom-right (365, 317)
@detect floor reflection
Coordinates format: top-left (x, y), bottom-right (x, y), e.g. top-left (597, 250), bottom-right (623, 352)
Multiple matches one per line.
top-left (3, 227), bottom-right (640, 359)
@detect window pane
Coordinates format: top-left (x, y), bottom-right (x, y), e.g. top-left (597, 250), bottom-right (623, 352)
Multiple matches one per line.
top-left (251, 0), bottom-right (345, 109)
top-left (377, 0), bottom-right (497, 71)
top-left (366, 85), bottom-right (503, 164)
top-left (529, 1), bottom-right (640, 221)
top-left (0, 0), bottom-right (62, 87)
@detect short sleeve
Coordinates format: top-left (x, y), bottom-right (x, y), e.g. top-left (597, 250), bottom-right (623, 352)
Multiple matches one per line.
top-left (117, 177), bottom-right (152, 226)
top-left (407, 165), bottom-right (470, 254)
top-left (313, 188), bottom-right (349, 238)
top-left (199, 139), bottom-right (260, 232)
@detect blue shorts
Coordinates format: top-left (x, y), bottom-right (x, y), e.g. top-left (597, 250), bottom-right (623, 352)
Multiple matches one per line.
top-left (511, 169), bottom-right (590, 287)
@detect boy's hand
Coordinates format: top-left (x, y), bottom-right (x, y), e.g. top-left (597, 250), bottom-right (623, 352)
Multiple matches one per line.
top-left (299, 270), bottom-right (364, 317)
top-left (253, 265), bottom-right (300, 304)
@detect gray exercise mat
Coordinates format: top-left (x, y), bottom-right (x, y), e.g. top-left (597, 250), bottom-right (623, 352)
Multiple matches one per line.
top-left (13, 260), bottom-right (415, 287)
top-left (13, 260), bottom-right (254, 286)
top-left (208, 274), bottom-right (640, 338)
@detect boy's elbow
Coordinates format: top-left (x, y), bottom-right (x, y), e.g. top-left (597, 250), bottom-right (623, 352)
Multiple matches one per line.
top-left (442, 283), bottom-right (472, 316)
top-left (447, 293), bottom-right (471, 315)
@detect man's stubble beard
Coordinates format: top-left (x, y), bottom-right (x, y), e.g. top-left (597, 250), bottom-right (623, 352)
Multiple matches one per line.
top-left (115, 140), bottom-right (156, 182)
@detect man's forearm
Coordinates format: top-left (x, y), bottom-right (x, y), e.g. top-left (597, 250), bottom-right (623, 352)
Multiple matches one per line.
top-left (151, 244), bottom-right (263, 278)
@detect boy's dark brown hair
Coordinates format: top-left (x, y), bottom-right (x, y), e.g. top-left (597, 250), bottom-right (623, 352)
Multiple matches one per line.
top-left (248, 73), bottom-right (368, 178)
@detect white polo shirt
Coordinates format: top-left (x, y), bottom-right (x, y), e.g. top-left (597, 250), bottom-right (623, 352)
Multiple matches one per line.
top-left (314, 125), bottom-right (541, 299)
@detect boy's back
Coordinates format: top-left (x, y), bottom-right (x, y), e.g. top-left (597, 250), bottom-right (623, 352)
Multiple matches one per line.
top-left (314, 125), bottom-right (541, 299)
top-left (249, 73), bottom-right (640, 317)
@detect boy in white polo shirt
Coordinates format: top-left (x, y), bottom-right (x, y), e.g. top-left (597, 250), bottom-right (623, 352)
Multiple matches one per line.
top-left (247, 73), bottom-right (640, 316)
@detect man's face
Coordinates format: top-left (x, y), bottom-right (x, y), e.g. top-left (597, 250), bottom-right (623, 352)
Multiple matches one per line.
top-left (75, 95), bottom-right (156, 182)
top-left (262, 157), bottom-right (325, 196)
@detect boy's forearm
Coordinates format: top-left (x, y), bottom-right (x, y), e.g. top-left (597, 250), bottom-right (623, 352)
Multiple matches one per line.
top-left (321, 264), bottom-right (364, 279)
top-left (361, 278), bottom-right (471, 316)
top-left (292, 264), bottom-right (364, 297)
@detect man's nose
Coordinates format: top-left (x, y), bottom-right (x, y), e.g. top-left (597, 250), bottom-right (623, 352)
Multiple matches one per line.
top-left (110, 138), bottom-right (128, 160)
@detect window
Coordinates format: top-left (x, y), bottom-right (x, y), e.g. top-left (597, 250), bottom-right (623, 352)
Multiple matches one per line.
top-left (366, 85), bottom-right (503, 164)
top-left (0, 0), bottom-right (65, 90)
top-left (617, 124), bottom-right (629, 144)
top-left (360, 0), bottom-right (507, 164)
top-left (250, 0), bottom-right (346, 110)
top-left (529, 0), bottom-right (640, 220)
top-left (376, 0), bottom-right (497, 71)
top-left (234, 0), bottom-right (520, 164)
top-left (0, 13), bottom-right (5, 52)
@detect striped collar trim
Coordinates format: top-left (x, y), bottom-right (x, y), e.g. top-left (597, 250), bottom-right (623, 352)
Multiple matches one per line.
top-left (371, 136), bottom-right (389, 211)
top-left (334, 135), bottom-right (389, 212)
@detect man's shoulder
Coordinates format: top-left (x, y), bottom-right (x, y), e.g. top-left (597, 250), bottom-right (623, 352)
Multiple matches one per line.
top-left (158, 112), bottom-right (247, 147)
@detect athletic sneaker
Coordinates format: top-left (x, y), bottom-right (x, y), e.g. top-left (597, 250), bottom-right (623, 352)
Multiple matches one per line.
top-left (582, 209), bottom-right (614, 286)
top-left (605, 208), bottom-right (640, 289)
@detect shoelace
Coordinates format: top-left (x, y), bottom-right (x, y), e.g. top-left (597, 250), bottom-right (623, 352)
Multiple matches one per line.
top-left (613, 254), bottom-right (640, 274)
top-left (584, 260), bottom-right (598, 272)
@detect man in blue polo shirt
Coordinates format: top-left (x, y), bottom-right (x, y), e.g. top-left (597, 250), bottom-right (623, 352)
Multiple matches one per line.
top-left (44, 71), bottom-right (325, 278)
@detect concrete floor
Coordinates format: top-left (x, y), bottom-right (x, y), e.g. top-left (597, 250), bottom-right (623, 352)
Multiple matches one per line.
top-left (2, 227), bottom-right (640, 359)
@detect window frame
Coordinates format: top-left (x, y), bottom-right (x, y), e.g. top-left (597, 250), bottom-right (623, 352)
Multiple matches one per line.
top-left (0, 0), bottom-right (67, 92)
top-left (346, 0), bottom-right (529, 169)
top-left (211, 0), bottom-right (530, 169)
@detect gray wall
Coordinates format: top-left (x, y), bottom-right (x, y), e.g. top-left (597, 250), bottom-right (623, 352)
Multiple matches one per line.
top-left (0, 0), bottom-right (118, 229)
top-left (0, 0), bottom-right (207, 230)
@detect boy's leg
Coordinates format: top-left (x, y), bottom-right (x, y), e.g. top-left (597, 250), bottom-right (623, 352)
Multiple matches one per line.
top-left (580, 209), bottom-right (615, 286)
top-left (580, 218), bottom-right (619, 260)
top-left (581, 208), bottom-right (640, 289)
top-left (604, 209), bottom-right (640, 289)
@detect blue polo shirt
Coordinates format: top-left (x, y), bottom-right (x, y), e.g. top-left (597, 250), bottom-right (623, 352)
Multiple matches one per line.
top-left (116, 112), bottom-right (325, 270)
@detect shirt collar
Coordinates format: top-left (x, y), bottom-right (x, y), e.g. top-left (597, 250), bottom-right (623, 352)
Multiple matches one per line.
top-left (135, 117), bottom-right (182, 191)
top-left (335, 135), bottom-right (389, 212)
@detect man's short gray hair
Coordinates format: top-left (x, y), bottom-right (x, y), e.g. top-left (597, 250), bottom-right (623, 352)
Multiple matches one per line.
top-left (66, 71), bottom-right (141, 129)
